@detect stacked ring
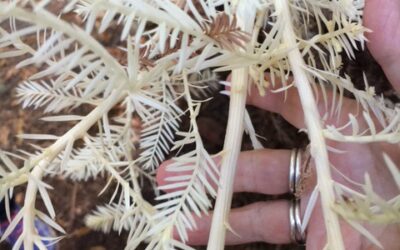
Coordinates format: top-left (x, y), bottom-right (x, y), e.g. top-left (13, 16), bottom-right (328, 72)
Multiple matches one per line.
top-left (289, 148), bottom-right (301, 195)
top-left (289, 148), bottom-right (307, 245)
top-left (289, 199), bottom-right (306, 245)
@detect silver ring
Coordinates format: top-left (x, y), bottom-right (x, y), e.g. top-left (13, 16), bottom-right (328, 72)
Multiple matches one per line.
top-left (289, 148), bottom-right (301, 194)
top-left (289, 148), bottom-right (306, 244)
top-left (289, 199), bottom-right (306, 245)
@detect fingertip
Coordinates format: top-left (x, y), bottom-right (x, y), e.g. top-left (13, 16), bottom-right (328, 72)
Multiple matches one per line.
top-left (224, 74), bottom-right (269, 107)
top-left (246, 82), bottom-right (287, 114)
top-left (185, 213), bottom-right (213, 245)
top-left (224, 74), bottom-right (232, 92)
top-left (156, 160), bottom-right (172, 188)
top-left (170, 213), bottom-right (212, 245)
top-left (226, 74), bottom-right (232, 82)
top-left (226, 73), bottom-right (290, 112)
top-left (157, 160), bottom-right (195, 193)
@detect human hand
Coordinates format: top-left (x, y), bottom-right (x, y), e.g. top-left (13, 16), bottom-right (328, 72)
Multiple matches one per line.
top-left (156, 1), bottom-right (400, 249)
top-left (157, 79), bottom-right (400, 249)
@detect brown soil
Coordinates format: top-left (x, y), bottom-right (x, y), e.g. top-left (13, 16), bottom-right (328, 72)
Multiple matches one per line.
top-left (0, 3), bottom-right (393, 250)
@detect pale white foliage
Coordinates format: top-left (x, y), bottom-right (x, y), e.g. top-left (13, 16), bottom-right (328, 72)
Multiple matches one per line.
top-left (85, 203), bottom-right (131, 232)
top-left (0, 0), bottom-right (399, 250)
top-left (136, 86), bottom-right (183, 171)
top-left (332, 155), bottom-right (400, 249)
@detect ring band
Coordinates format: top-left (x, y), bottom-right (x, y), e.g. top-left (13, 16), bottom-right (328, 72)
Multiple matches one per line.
top-left (289, 199), bottom-right (306, 245)
top-left (289, 148), bottom-right (307, 244)
top-left (289, 148), bottom-right (301, 195)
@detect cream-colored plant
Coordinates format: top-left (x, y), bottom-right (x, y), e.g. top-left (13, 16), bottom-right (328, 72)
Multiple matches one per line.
top-left (0, 0), bottom-right (399, 250)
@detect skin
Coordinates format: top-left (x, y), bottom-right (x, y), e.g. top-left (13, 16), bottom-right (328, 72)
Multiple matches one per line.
top-left (157, 1), bottom-right (400, 249)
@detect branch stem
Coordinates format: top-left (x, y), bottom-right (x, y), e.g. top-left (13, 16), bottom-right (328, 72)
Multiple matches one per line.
top-left (275, 0), bottom-right (344, 249)
top-left (22, 85), bottom-right (126, 249)
top-left (207, 4), bottom-right (258, 248)
top-left (207, 68), bottom-right (248, 250)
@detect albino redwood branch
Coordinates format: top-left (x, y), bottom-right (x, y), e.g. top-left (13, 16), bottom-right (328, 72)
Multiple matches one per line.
top-left (207, 68), bottom-right (249, 250)
top-left (207, 4), bottom-right (257, 249)
top-left (22, 86), bottom-right (126, 248)
top-left (275, 0), bottom-right (344, 249)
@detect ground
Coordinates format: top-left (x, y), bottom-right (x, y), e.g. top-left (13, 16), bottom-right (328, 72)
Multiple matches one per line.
top-left (0, 4), bottom-right (394, 250)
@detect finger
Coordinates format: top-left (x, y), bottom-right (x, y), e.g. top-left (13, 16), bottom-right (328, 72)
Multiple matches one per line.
top-left (181, 201), bottom-right (293, 245)
top-left (157, 149), bottom-right (295, 195)
top-left (246, 76), bottom-right (360, 132)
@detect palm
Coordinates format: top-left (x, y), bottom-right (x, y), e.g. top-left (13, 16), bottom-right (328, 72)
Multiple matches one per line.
top-left (311, 0), bottom-right (400, 235)
top-left (364, 0), bottom-right (400, 90)
top-left (273, 3), bottom-right (400, 242)
top-left (307, 141), bottom-right (399, 249)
